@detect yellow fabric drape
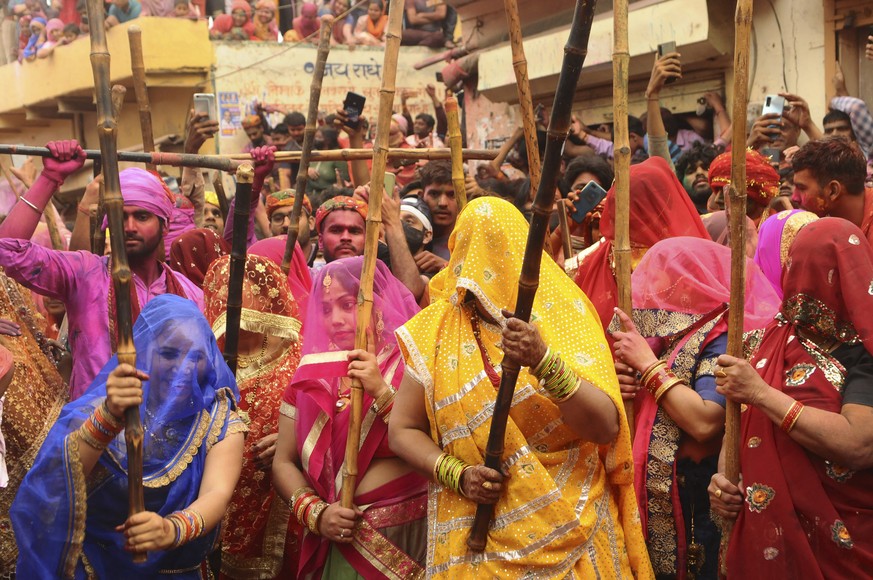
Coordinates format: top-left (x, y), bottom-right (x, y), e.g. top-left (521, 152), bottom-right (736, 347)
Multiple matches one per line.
top-left (396, 197), bottom-right (653, 579)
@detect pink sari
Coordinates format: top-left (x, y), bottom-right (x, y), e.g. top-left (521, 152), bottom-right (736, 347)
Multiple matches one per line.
top-left (282, 257), bottom-right (426, 579)
top-left (620, 238), bottom-right (779, 577)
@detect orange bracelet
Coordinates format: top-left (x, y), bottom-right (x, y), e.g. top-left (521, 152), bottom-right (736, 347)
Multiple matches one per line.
top-left (780, 401), bottom-right (804, 434)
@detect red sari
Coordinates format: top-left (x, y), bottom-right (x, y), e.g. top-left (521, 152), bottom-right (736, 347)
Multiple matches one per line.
top-left (574, 156), bottom-right (709, 331)
top-left (204, 255), bottom-right (303, 579)
top-left (727, 217), bottom-right (873, 579)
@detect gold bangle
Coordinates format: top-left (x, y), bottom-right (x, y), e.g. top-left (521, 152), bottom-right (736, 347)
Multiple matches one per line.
top-left (432, 452), bottom-right (447, 482)
top-left (372, 385), bottom-right (396, 414)
top-left (552, 378), bottom-right (581, 404)
top-left (640, 360), bottom-right (667, 386)
top-left (654, 378), bottom-right (683, 403)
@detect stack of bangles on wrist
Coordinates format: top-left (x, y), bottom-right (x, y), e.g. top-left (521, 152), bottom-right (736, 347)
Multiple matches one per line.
top-left (77, 400), bottom-right (125, 451)
top-left (780, 401), bottom-right (804, 434)
top-left (165, 509), bottom-right (205, 549)
top-left (640, 360), bottom-right (684, 403)
top-left (372, 386), bottom-right (396, 424)
top-left (433, 452), bottom-right (472, 497)
top-left (289, 486), bottom-right (329, 535)
top-left (531, 348), bottom-right (581, 403)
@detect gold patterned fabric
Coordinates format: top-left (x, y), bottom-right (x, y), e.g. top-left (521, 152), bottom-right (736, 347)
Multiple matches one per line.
top-left (203, 254), bottom-right (303, 579)
top-left (0, 272), bottom-right (68, 576)
top-left (397, 197), bottom-right (652, 579)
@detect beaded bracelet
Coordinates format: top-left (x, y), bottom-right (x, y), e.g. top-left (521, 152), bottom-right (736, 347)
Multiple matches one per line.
top-left (433, 452), bottom-right (469, 494)
top-left (780, 401), bottom-right (804, 434)
top-left (166, 509), bottom-right (205, 549)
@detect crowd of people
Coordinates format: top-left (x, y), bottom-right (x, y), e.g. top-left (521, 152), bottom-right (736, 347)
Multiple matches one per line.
top-left (0, 23), bottom-right (871, 580)
top-left (0, 0), bottom-right (458, 64)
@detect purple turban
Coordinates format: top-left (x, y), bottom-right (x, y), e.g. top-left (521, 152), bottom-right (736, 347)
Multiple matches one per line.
top-left (119, 167), bottom-right (175, 222)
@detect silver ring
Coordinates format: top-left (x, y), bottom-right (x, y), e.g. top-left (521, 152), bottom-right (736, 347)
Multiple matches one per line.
top-left (340, 528), bottom-right (347, 538)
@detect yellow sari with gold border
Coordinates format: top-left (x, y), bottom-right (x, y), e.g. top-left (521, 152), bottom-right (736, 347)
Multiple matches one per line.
top-left (396, 197), bottom-right (652, 579)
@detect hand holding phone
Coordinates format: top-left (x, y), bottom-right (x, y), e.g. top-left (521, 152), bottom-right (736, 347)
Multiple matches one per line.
top-left (569, 181), bottom-right (608, 223)
top-left (193, 93), bottom-right (216, 122)
top-left (343, 91), bottom-right (366, 130)
top-left (657, 42), bottom-right (679, 85)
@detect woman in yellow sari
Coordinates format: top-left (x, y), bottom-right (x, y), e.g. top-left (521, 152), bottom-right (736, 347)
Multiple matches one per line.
top-left (390, 196), bottom-right (653, 578)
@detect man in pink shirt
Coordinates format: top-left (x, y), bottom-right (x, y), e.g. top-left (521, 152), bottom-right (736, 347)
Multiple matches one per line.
top-left (0, 142), bottom-right (203, 399)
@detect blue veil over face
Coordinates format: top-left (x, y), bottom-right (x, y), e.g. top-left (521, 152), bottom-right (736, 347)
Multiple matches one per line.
top-left (11, 295), bottom-right (242, 579)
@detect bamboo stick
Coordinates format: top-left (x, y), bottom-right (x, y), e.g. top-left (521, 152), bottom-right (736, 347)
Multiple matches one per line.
top-left (467, 0), bottom-right (598, 552)
top-left (504, 0), bottom-right (541, 202)
top-left (724, 0), bottom-right (753, 536)
top-left (0, 144), bottom-right (498, 172)
top-left (91, 156), bottom-right (105, 256)
top-left (128, 25), bottom-right (156, 172)
top-left (212, 171), bottom-right (229, 222)
top-left (445, 91), bottom-right (467, 210)
top-left (340, 0), bottom-right (404, 509)
top-left (85, 0), bottom-right (145, 562)
top-left (281, 15), bottom-right (333, 274)
top-left (223, 164), bottom-right (254, 376)
top-left (612, 0), bottom-right (634, 436)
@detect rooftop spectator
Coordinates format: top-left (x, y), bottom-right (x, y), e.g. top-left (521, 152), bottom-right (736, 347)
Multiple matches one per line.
top-left (352, 0), bottom-right (387, 46)
top-left (105, 0), bottom-right (142, 29)
top-left (284, 1), bottom-right (318, 43)
top-left (210, 0), bottom-right (253, 40)
top-left (251, 0), bottom-right (278, 41)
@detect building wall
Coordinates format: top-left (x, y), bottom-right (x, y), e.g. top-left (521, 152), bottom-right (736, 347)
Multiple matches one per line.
top-left (463, 0), bottom-right (828, 149)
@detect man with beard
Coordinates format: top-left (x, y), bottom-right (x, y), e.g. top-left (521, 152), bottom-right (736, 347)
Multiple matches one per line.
top-left (708, 149), bottom-right (780, 225)
top-left (265, 189), bottom-right (318, 265)
top-left (314, 195), bottom-right (367, 263)
top-left (790, 136), bottom-right (873, 246)
top-left (242, 114), bottom-right (272, 154)
top-left (676, 142), bottom-right (720, 214)
top-left (0, 166), bottom-right (203, 399)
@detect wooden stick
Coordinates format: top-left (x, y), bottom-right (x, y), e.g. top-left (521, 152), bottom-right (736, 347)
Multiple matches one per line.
top-left (467, 0), bottom-right (598, 552)
top-left (85, 0), bottom-right (145, 562)
top-left (222, 164), bottom-right (254, 375)
top-left (127, 25), bottom-right (156, 172)
top-left (725, 0), bottom-right (753, 511)
top-left (91, 157), bottom-right (106, 256)
top-left (612, 0), bottom-right (634, 436)
top-left (0, 144), bottom-right (498, 172)
top-left (212, 171), bottom-right (229, 222)
top-left (557, 203), bottom-right (572, 262)
top-left (445, 91), bottom-right (467, 211)
top-left (504, 0), bottom-right (541, 201)
top-left (281, 15), bottom-right (333, 274)
top-left (340, 0), bottom-right (404, 509)
top-left (111, 85), bottom-right (126, 122)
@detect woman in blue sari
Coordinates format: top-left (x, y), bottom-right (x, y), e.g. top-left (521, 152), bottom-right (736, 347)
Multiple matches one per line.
top-left (11, 295), bottom-right (246, 579)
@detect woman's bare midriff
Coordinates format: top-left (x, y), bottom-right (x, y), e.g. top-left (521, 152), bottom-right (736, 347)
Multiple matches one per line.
top-left (355, 456), bottom-right (415, 496)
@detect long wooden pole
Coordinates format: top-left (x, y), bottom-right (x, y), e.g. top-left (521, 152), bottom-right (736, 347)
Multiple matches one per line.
top-left (339, 0), bottom-right (404, 509)
top-left (612, 0), bottom-right (634, 435)
top-left (281, 15), bottom-right (333, 274)
top-left (467, 0), bottom-right (598, 552)
top-left (0, 144), bottom-right (498, 172)
top-left (723, 0), bottom-right (753, 548)
top-left (223, 164), bottom-right (254, 375)
top-left (504, 0), bottom-right (541, 201)
top-left (85, 0), bottom-right (145, 562)
top-left (128, 25), bottom-right (156, 172)
top-left (445, 91), bottom-right (467, 211)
